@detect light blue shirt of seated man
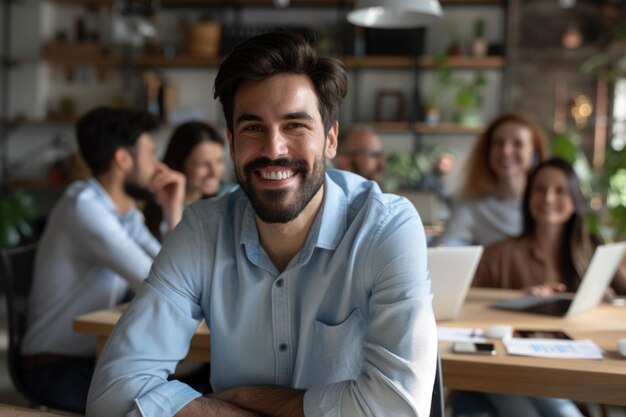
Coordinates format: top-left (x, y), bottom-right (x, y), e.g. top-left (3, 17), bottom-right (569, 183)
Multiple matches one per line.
top-left (22, 178), bottom-right (160, 357)
top-left (87, 170), bottom-right (437, 417)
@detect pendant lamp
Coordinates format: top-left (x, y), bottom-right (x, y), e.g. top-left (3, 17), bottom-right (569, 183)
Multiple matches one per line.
top-left (347, 0), bottom-right (443, 28)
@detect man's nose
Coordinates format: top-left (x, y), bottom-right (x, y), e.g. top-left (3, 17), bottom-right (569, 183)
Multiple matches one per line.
top-left (262, 128), bottom-right (288, 159)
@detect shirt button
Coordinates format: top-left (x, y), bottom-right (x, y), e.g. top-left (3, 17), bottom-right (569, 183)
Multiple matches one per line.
top-left (276, 279), bottom-right (284, 288)
top-left (279, 343), bottom-right (288, 352)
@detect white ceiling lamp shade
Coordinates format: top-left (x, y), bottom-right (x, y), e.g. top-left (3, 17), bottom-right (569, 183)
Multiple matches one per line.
top-left (347, 0), bottom-right (443, 29)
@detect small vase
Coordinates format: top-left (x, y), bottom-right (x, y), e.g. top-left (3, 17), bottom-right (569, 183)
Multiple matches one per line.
top-left (472, 37), bottom-right (488, 57)
top-left (425, 108), bottom-right (441, 126)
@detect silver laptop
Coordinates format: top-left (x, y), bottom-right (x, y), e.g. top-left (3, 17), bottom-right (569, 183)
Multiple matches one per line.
top-left (491, 242), bottom-right (626, 317)
top-left (428, 246), bottom-right (484, 321)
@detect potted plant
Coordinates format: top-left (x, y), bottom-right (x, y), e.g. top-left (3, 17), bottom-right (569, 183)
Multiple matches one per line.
top-left (554, 132), bottom-right (626, 241)
top-left (472, 18), bottom-right (488, 57)
top-left (0, 188), bottom-right (38, 248)
top-left (384, 152), bottom-right (432, 193)
top-left (423, 53), bottom-right (453, 125)
top-left (454, 71), bottom-right (487, 127)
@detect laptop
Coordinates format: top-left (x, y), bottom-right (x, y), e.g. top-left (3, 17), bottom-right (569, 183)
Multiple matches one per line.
top-left (491, 242), bottom-right (626, 317)
top-left (399, 190), bottom-right (440, 225)
top-left (428, 246), bottom-right (484, 321)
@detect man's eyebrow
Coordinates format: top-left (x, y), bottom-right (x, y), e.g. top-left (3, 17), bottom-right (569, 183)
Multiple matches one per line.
top-left (235, 113), bottom-right (262, 125)
top-left (284, 112), bottom-right (314, 121)
top-left (235, 112), bottom-right (315, 125)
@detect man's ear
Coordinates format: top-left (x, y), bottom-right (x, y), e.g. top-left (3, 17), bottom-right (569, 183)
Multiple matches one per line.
top-left (325, 122), bottom-right (339, 160)
top-left (113, 147), bottom-right (133, 173)
top-left (226, 128), bottom-right (235, 161)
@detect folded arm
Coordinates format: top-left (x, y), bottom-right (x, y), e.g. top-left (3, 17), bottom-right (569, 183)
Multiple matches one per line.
top-left (175, 396), bottom-right (265, 417)
top-left (177, 386), bottom-right (304, 417)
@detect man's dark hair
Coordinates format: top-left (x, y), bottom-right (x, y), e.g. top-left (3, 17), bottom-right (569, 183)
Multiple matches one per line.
top-left (214, 31), bottom-right (348, 134)
top-left (76, 107), bottom-right (159, 176)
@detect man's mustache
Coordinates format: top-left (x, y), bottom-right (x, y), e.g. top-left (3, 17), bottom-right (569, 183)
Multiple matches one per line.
top-left (243, 157), bottom-right (308, 176)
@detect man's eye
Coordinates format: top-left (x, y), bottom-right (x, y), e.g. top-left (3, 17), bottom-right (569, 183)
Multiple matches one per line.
top-left (243, 125), bottom-right (262, 132)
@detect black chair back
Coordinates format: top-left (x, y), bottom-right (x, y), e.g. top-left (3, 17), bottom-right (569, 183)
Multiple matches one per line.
top-left (0, 243), bottom-right (38, 403)
top-left (430, 353), bottom-right (444, 417)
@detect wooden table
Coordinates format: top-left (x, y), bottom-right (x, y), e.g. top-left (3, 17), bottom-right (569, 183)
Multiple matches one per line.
top-left (73, 288), bottom-right (626, 405)
top-left (73, 304), bottom-right (211, 361)
top-left (439, 288), bottom-right (626, 406)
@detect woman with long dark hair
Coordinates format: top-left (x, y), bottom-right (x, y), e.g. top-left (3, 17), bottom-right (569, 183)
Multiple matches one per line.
top-left (471, 157), bottom-right (626, 417)
top-left (474, 157), bottom-right (626, 294)
top-left (145, 121), bottom-right (226, 241)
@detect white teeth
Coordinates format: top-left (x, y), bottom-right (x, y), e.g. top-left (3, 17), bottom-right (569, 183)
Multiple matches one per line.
top-left (261, 170), bottom-right (294, 180)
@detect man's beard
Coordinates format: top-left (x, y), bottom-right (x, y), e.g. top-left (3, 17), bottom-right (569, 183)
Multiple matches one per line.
top-left (236, 156), bottom-right (325, 224)
top-left (124, 180), bottom-right (153, 201)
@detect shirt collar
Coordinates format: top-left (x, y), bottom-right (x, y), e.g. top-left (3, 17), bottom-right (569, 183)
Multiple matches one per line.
top-left (86, 177), bottom-right (137, 222)
top-left (315, 172), bottom-right (346, 250)
top-left (87, 177), bottom-right (117, 213)
top-left (238, 172), bottom-right (347, 271)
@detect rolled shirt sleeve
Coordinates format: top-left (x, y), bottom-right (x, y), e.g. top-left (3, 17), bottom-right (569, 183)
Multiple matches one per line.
top-left (87, 214), bottom-right (205, 417)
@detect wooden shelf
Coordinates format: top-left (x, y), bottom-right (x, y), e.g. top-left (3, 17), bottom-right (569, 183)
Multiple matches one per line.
top-left (42, 44), bottom-right (506, 70)
top-left (8, 177), bottom-right (70, 190)
top-left (50, 0), bottom-right (503, 5)
top-left (134, 54), bottom-right (221, 68)
top-left (42, 42), bottom-right (121, 66)
top-left (50, 0), bottom-right (357, 6)
top-left (8, 118), bottom-right (75, 126)
top-left (419, 55), bottom-right (505, 68)
top-left (344, 55), bottom-right (505, 69)
top-left (373, 121), bottom-right (484, 134)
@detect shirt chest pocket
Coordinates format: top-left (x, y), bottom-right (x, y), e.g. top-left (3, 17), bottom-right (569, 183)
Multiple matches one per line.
top-left (313, 308), bottom-right (365, 378)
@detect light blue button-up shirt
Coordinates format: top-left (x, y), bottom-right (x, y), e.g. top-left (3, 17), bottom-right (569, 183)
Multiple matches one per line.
top-left (87, 169), bottom-right (437, 417)
top-left (23, 178), bottom-right (160, 357)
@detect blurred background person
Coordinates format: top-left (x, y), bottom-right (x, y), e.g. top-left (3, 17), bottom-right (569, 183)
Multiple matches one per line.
top-left (437, 112), bottom-right (548, 247)
top-left (419, 149), bottom-right (456, 222)
top-left (145, 121), bottom-right (226, 241)
top-left (335, 126), bottom-right (386, 185)
top-left (21, 107), bottom-right (185, 412)
top-left (474, 157), bottom-right (626, 295)
top-left (471, 157), bottom-right (626, 417)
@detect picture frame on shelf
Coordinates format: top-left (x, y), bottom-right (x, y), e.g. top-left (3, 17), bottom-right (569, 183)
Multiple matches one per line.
top-left (375, 90), bottom-right (405, 122)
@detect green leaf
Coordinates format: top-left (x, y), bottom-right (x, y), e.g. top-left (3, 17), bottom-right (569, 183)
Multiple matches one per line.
top-left (0, 189), bottom-right (38, 248)
top-left (552, 134), bottom-right (578, 164)
top-left (0, 221), bottom-right (20, 248)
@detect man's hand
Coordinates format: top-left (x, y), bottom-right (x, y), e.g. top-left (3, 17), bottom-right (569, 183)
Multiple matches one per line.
top-left (150, 162), bottom-right (186, 232)
top-left (175, 396), bottom-right (263, 417)
top-left (208, 386), bottom-right (305, 417)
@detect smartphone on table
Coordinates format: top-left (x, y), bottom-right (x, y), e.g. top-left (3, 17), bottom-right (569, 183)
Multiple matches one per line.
top-left (452, 341), bottom-right (496, 355)
top-left (513, 330), bottom-right (572, 340)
